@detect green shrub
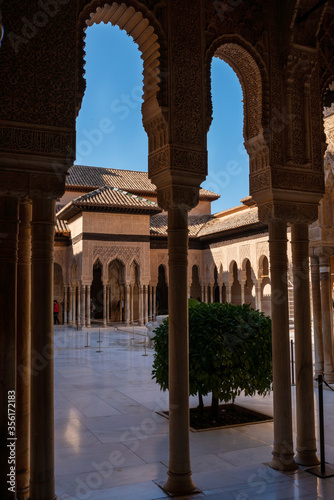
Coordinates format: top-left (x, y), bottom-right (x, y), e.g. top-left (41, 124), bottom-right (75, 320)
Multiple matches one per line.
top-left (152, 300), bottom-right (272, 414)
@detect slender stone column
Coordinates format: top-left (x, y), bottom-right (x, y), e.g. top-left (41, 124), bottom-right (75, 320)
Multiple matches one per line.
top-left (291, 224), bottom-right (319, 466)
top-left (130, 285), bottom-right (134, 323)
top-left (16, 199), bottom-right (32, 500)
top-left (268, 221), bottom-right (297, 471)
top-left (218, 285), bottom-right (222, 303)
top-left (0, 197), bottom-right (19, 500)
top-left (138, 285), bottom-right (143, 325)
top-left (72, 286), bottom-right (76, 326)
top-left (106, 286), bottom-right (109, 325)
top-left (103, 284), bottom-right (107, 327)
top-left (149, 285), bottom-right (153, 320)
top-left (204, 285), bottom-right (208, 303)
top-left (63, 285), bottom-right (68, 325)
top-left (144, 284), bottom-right (149, 324)
top-left (255, 280), bottom-right (262, 311)
top-left (164, 207), bottom-right (196, 495)
top-left (226, 282), bottom-right (232, 303)
top-left (153, 286), bottom-right (157, 320)
top-left (211, 285), bottom-right (215, 303)
top-left (201, 285), bottom-right (204, 302)
top-left (81, 285), bottom-right (86, 328)
top-left (319, 254), bottom-right (334, 382)
top-left (241, 280), bottom-right (246, 305)
top-left (69, 287), bottom-right (73, 326)
top-left (77, 284), bottom-right (81, 327)
top-left (310, 256), bottom-right (324, 377)
top-left (86, 285), bottom-right (91, 327)
top-left (30, 198), bottom-right (57, 499)
top-left (125, 285), bottom-right (130, 325)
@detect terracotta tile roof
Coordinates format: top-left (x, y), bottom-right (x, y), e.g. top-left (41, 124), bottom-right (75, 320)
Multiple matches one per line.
top-left (150, 207), bottom-right (266, 239)
top-left (57, 186), bottom-right (161, 220)
top-left (55, 205), bottom-right (70, 235)
top-left (66, 164), bottom-right (219, 200)
top-left (150, 214), bottom-right (213, 237)
top-left (197, 207), bottom-right (263, 237)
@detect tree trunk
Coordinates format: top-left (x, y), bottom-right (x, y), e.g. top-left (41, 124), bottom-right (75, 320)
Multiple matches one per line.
top-left (211, 394), bottom-right (219, 420)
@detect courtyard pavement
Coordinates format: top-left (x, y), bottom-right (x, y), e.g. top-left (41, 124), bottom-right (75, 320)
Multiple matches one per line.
top-left (54, 325), bottom-right (334, 499)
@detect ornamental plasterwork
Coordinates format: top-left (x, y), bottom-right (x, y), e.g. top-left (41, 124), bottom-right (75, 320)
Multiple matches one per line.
top-left (93, 245), bottom-right (140, 267)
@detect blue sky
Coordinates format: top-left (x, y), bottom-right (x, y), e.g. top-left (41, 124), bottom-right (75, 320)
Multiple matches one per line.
top-left (76, 24), bottom-right (249, 213)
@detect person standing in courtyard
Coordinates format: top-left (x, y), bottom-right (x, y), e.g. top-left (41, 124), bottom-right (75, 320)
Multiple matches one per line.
top-left (54, 300), bottom-right (60, 325)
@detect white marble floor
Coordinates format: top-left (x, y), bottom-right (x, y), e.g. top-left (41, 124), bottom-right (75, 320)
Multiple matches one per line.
top-left (54, 326), bottom-right (334, 499)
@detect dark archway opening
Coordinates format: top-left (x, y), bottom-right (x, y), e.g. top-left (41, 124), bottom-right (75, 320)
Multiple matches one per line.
top-left (157, 264), bottom-right (168, 315)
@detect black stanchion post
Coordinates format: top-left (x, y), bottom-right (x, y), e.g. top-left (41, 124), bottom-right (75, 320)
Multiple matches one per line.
top-left (290, 339), bottom-right (295, 386)
top-left (319, 374), bottom-right (326, 475)
top-left (306, 374), bottom-right (334, 478)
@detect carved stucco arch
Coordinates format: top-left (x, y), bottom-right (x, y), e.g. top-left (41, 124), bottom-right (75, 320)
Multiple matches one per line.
top-left (206, 36), bottom-right (269, 175)
top-left (77, 1), bottom-right (166, 124)
top-left (241, 257), bottom-right (257, 283)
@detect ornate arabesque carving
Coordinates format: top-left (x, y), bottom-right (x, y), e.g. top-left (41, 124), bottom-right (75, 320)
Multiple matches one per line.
top-left (1, 1), bottom-right (76, 129)
top-left (93, 245), bottom-right (140, 266)
top-left (258, 202), bottom-right (319, 224)
top-left (169, 0), bottom-right (204, 146)
top-left (148, 145), bottom-right (207, 177)
top-left (157, 185), bottom-right (199, 211)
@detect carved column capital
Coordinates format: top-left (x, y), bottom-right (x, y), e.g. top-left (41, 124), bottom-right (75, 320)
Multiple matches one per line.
top-left (257, 201), bottom-right (319, 224)
top-left (157, 185), bottom-right (199, 211)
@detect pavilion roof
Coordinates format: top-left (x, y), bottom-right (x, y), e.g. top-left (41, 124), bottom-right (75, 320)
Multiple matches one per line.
top-left (66, 164), bottom-right (220, 201)
top-left (57, 185), bottom-right (161, 221)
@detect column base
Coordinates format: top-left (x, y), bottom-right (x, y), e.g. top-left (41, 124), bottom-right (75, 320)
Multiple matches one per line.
top-left (269, 452), bottom-right (298, 472)
top-left (163, 471), bottom-right (199, 496)
top-left (295, 450), bottom-right (320, 466)
top-left (17, 485), bottom-right (29, 500)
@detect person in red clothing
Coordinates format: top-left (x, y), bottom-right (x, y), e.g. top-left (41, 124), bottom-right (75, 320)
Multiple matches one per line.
top-left (54, 300), bottom-right (60, 325)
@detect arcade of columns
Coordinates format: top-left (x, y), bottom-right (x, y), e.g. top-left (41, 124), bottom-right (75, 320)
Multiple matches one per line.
top-left (1, 1), bottom-right (334, 499)
top-left (62, 281), bottom-right (157, 328)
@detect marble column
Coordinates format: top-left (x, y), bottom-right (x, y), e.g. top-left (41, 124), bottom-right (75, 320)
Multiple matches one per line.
top-left (149, 285), bottom-right (153, 320)
top-left (255, 280), bottom-right (262, 311)
top-left (218, 285), bottom-right (222, 303)
top-left (201, 285), bottom-right (204, 302)
top-left (130, 285), bottom-right (134, 323)
top-left (72, 286), bottom-right (76, 326)
top-left (16, 199), bottom-right (31, 500)
top-left (106, 286), bottom-right (109, 325)
top-left (86, 285), bottom-right (91, 327)
top-left (69, 287), bottom-right (73, 326)
top-left (0, 197), bottom-right (19, 500)
top-left (125, 285), bottom-right (130, 326)
top-left (291, 224), bottom-right (319, 465)
top-left (144, 285), bottom-right (149, 324)
top-left (310, 256), bottom-right (324, 377)
top-left (153, 286), bottom-right (157, 320)
top-left (30, 198), bottom-right (57, 499)
top-left (63, 285), bottom-right (68, 325)
top-left (139, 285), bottom-right (144, 325)
top-left (319, 254), bottom-right (334, 382)
top-left (77, 284), bottom-right (81, 328)
top-left (226, 282), bottom-right (232, 303)
top-left (204, 285), bottom-right (208, 303)
top-left (81, 285), bottom-right (86, 328)
top-left (103, 284), bottom-right (107, 327)
top-left (164, 207), bottom-right (196, 494)
top-left (268, 221), bottom-right (297, 471)
top-left (241, 280), bottom-right (246, 305)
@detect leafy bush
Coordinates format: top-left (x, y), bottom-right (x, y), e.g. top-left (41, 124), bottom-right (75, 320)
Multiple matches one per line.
top-left (152, 300), bottom-right (272, 414)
